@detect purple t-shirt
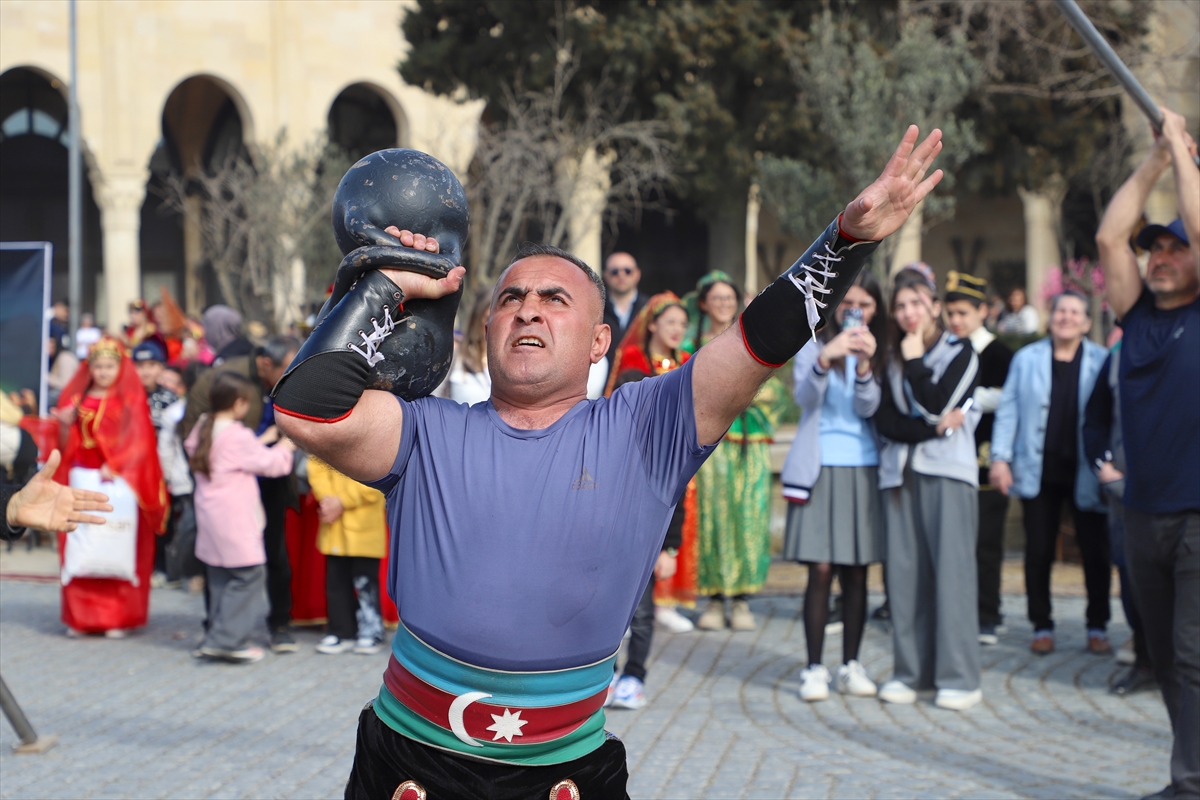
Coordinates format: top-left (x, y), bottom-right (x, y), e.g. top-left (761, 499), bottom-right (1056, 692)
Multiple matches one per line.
top-left (369, 358), bottom-right (715, 672)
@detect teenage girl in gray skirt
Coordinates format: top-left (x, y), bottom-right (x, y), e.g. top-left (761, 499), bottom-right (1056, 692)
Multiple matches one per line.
top-left (781, 272), bottom-right (887, 702)
top-left (872, 266), bottom-right (982, 711)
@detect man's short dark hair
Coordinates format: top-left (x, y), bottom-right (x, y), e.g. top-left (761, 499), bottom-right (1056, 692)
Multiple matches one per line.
top-left (506, 242), bottom-right (606, 306)
top-left (1050, 290), bottom-right (1090, 317)
top-left (255, 335), bottom-right (302, 365)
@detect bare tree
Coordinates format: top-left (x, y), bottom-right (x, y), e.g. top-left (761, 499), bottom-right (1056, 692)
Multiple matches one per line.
top-left (913, 0), bottom-right (1180, 103)
top-left (465, 44), bottom-right (673, 296)
top-left (160, 133), bottom-right (350, 331)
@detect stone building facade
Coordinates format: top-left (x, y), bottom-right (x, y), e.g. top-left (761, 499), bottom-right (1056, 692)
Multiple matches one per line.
top-left (1, 0), bottom-right (1196, 333)
top-left (0, 0), bottom-right (482, 328)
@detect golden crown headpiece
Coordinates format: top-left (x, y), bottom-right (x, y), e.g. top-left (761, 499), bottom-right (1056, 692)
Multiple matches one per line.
top-left (945, 270), bottom-right (987, 301)
top-left (87, 336), bottom-right (126, 363)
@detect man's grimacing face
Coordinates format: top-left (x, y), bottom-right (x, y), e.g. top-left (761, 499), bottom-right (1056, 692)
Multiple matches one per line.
top-left (486, 257), bottom-right (608, 395)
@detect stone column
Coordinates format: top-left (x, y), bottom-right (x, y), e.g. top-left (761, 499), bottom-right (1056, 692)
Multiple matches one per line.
top-left (557, 148), bottom-right (615, 271)
top-left (744, 183), bottom-right (761, 298)
top-left (94, 169), bottom-right (148, 333)
top-left (1017, 177), bottom-right (1066, 330)
top-left (183, 195), bottom-right (205, 316)
top-left (889, 200), bottom-right (924, 274)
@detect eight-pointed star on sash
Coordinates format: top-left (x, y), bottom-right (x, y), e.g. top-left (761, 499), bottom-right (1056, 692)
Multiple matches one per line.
top-left (486, 708), bottom-right (528, 742)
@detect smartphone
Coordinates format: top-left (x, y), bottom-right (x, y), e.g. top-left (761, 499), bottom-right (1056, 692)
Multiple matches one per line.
top-left (842, 307), bottom-right (864, 331)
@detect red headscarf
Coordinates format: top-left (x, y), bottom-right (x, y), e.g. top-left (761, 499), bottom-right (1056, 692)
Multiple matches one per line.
top-left (604, 291), bottom-right (689, 397)
top-left (54, 338), bottom-right (167, 533)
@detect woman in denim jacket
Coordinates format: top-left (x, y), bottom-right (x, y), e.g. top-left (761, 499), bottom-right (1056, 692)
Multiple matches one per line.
top-left (990, 291), bottom-right (1110, 656)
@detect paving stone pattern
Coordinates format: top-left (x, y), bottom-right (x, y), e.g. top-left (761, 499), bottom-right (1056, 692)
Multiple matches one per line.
top-left (0, 581), bottom-right (1170, 799)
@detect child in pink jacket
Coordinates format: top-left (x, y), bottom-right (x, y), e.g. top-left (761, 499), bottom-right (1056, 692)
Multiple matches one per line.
top-left (185, 371), bottom-right (295, 663)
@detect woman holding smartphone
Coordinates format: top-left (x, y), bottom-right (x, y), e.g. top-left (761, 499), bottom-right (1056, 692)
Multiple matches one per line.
top-left (781, 272), bottom-right (887, 701)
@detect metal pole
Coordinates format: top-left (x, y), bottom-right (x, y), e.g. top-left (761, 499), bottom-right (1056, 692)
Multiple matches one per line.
top-left (1053, 0), bottom-right (1164, 131)
top-left (1, 674), bottom-right (56, 753)
top-left (68, 0), bottom-right (82, 344)
top-left (0, 674), bottom-right (37, 744)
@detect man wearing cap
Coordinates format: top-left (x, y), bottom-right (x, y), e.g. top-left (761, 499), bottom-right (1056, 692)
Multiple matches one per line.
top-left (132, 341), bottom-right (194, 583)
top-left (1096, 105), bottom-right (1199, 800)
top-left (943, 271), bottom-right (1013, 646)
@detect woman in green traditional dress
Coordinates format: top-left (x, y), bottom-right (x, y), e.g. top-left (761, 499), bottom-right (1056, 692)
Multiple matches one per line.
top-left (683, 272), bottom-right (789, 631)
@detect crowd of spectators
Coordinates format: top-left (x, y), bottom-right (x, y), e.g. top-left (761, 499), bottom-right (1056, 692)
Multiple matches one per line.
top-left (1, 106), bottom-right (1195, 800)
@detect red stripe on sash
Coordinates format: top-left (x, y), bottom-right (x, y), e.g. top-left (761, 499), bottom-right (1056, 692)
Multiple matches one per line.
top-left (383, 655), bottom-right (607, 745)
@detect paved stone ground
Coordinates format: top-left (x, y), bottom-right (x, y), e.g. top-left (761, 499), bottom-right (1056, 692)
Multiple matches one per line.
top-left (0, 577), bottom-right (1170, 799)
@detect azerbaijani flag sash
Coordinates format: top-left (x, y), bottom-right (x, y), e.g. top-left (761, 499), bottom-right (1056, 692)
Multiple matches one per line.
top-left (374, 623), bottom-right (616, 765)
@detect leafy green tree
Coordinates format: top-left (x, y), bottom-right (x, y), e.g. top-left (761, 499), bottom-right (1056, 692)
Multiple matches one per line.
top-left (400, 0), bottom-right (830, 275)
top-left (919, 0), bottom-right (1152, 261)
top-left (758, 11), bottom-right (983, 267)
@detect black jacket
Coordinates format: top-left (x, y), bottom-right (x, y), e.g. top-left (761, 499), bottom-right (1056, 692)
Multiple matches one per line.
top-left (602, 292), bottom-right (649, 371)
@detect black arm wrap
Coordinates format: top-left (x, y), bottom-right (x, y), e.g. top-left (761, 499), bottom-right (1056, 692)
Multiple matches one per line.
top-left (272, 270), bottom-right (405, 423)
top-left (739, 215), bottom-right (881, 367)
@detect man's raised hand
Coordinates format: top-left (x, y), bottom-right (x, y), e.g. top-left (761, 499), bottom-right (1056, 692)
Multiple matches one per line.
top-left (841, 126), bottom-right (944, 242)
top-left (380, 226), bottom-right (466, 301)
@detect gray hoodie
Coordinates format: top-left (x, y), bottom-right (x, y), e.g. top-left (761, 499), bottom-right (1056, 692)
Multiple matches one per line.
top-left (876, 332), bottom-right (980, 489)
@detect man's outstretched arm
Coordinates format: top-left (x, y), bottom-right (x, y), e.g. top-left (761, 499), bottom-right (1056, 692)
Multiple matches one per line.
top-left (691, 125), bottom-right (944, 446)
top-left (275, 231), bottom-right (463, 483)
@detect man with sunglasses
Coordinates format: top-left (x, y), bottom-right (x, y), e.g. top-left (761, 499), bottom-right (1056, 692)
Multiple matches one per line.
top-left (602, 252), bottom-right (647, 375)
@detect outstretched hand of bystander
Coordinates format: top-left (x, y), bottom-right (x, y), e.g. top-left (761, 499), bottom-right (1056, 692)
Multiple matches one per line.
top-left (4, 449), bottom-right (112, 534)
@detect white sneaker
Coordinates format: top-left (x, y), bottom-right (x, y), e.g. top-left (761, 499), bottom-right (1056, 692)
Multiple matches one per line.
top-left (1117, 639), bottom-right (1136, 665)
top-left (655, 606), bottom-right (694, 633)
top-left (603, 672), bottom-right (619, 708)
top-left (610, 675), bottom-right (646, 710)
top-left (316, 635), bottom-right (354, 654)
top-left (353, 637), bottom-right (383, 655)
top-left (798, 664), bottom-right (831, 702)
top-left (878, 680), bottom-right (917, 704)
top-left (934, 688), bottom-right (982, 711)
top-left (836, 660), bottom-right (877, 697)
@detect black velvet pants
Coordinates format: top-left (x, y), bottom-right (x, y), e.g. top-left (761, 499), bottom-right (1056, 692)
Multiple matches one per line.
top-left (345, 703), bottom-right (630, 800)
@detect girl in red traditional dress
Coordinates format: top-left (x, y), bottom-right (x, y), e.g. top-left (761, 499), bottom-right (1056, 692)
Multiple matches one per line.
top-left (605, 292), bottom-right (699, 634)
top-left (53, 337), bottom-right (167, 637)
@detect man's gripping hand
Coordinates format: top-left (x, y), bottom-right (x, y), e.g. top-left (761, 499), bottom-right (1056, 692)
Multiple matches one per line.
top-left (272, 230), bottom-right (462, 482)
top-left (378, 228), bottom-right (466, 301)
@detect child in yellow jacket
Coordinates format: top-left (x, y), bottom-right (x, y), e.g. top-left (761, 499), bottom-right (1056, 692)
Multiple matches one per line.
top-left (308, 456), bottom-right (389, 654)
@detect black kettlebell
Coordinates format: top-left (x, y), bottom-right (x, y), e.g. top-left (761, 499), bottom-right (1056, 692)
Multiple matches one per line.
top-left (318, 149), bottom-right (469, 399)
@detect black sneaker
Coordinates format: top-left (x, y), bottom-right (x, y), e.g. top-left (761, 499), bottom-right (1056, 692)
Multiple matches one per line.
top-left (270, 627), bottom-right (298, 653)
top-left (1111, 666), bottom-right (1157, 697)
top-left (978, 624), bottom-right (999, 646)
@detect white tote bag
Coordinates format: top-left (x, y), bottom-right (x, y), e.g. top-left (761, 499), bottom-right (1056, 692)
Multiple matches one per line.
top-left (62, 467), bottom-right (140, 586)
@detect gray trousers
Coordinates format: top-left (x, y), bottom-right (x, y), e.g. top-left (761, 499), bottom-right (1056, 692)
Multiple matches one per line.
top-left (1124, 508), bottom-right (1199, 797)
top-left (885, 470), bottom-right (981, 692)
top-left (202, 564), bottom-right (267, 652)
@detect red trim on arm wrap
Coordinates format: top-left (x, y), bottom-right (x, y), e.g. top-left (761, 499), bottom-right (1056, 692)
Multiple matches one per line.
top-left (836, 213), bottom-right (869, 243)
top-left (739, 316), bottom-right (787, 369)
top-left (273, 404), bottom-right (354, 425)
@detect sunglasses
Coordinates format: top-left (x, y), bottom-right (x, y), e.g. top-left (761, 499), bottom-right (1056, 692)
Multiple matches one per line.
top-left (607, 267), bottom-right (635, 276)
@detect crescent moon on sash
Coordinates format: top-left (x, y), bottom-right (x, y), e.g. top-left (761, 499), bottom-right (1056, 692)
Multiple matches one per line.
top-left (447, 691), bottom-right (492, 747)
